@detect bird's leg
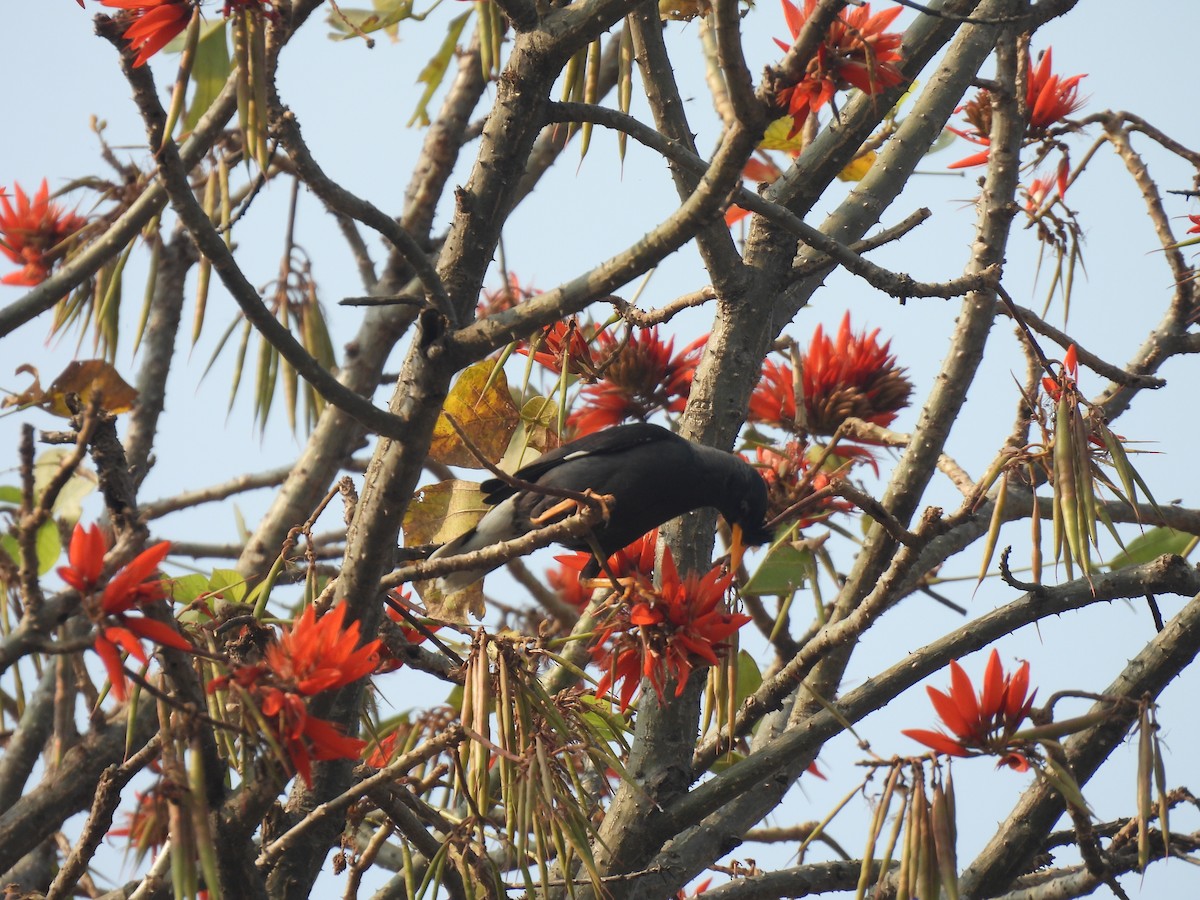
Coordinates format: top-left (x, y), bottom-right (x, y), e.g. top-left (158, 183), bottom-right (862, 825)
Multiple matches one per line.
top-left (528, 489), bottom-right (613, 527)
top-left (529, 496), bottom-right (580, 526)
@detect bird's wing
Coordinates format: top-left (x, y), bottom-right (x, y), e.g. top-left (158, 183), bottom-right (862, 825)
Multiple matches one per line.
top-left (480, 422), bottom-right (676, 503)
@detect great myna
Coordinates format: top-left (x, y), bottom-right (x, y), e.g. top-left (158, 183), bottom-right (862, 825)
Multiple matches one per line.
top-left (430, 422), bottom-right (772, 594)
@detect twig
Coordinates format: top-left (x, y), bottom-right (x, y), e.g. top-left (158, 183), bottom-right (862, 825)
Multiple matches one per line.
top-left (45, 737), bottom-right (162, 900)
top-left (256, 725), bottom-right (465, 868)
top-left (382, 504), bottom-right (609, 588)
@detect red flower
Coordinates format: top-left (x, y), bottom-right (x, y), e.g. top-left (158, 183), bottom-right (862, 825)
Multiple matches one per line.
top-left (1026, 47), bottom-right (1086, 133)
top-left (749, 312), bottom-right (911, 436)
top-left (59, 524), bottom-right (190, 702)
top-left (517, 318), bottom-right (599, 378)
top-left (101, 1), bottom-right (193, 67)
top-left (256, 685), bottom-right (367, 786)
top-left (264, 602), bottom-right (382, 695)
top-left (1186, 214), bottom-right (1200, 235)
top-left (551, 529), bottom-right (661, 609)
top-left (726, 155), bottom-right (786, 226)
top-left (773, 0), bottom-right (905, 137)
top-left (365, 729), bottom-right (405, 768)
top-left (1040, 343), bottom-right (1078, 402)
top-left (902, 648), bottom-right (1037, 770)
top-left (677, 877), bottom-right (713, 899)
top-left (376, 589), bottom-right (439, 673)
top-left (207, 601), bottom-right (381, 785)
top-left (948, 47), bottom-right (1085, 169)
top-left (546, 555), bottom-right (595, 610)
top-left (751, 442), bottom-right (858, 526)
top-left (1022, 175), bottom-right (1053, 213)
top-left (109, 783), bottom-right (171, 864)
top-left (569, 328), bottom-right (705, 435)
top-left (591, 546), bottom-right (748, 711)
top-left (478, 272), bottom-right (539, 319)
top-left (0, 180), bottom-right (88, 286)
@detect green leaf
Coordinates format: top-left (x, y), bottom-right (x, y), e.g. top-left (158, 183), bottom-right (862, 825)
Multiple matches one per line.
top-left (1, 520), bottom-right (65, 576)
top-left (170, 573), bottom-right (213, 605)
top-left (1108, 527), bottom-right (1198, 570)
top-left (183, 21), bottom-right (233, 132)
top-left (735, 650), bottom-right (762, 707)
top-left (742, 541), bottom-right (810, 596)
top-left (208, 568), bottom-right (249, 604)
top-left (408, 10), bottom-right (471, 127)
top-left (0, 485), bottom-right (21, 505)
top-left (0, 535), bottom-right (16, 568)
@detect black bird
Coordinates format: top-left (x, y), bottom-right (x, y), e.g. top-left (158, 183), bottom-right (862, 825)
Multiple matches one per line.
top-left (429, 422), bottom-right (772, 594)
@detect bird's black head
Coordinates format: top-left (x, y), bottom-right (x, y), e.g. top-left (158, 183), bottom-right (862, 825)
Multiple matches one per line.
top-left (722, 459), bottom-right (773, 546)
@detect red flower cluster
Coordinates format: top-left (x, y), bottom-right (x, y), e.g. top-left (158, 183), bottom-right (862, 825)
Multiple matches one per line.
top-left (0, 180), bottom-right (88, 286)
top-left (58, 524), bottom-right (189, 702)
top-left (97, 1), bottom-right (275, 68)
top-left (208, 602), bottom-right (381, 785)
top-left (569, 327), bottom-right (705, 435)
top-left (751, 442), bottom-right (857, 527)
top-left (773, 0), bottom-right (905, 137)
top-left (477, 271), bottom-right (539, 319)
top-left (1186, 214), bottom-right (1200, 235)
top-left (749, 312), bottom-right (911, 436)
top-left (1040, 343), bottom-right (1078, 402)
top-left (109, 782), bottom-right (172, 864)
top-left (590, 543), bottom-right (749, 712)
top-left (902, 648), bottom-right (1037, 771)
top-left (99, 1), bottom-right (193, 67)
top-left (517, 318), bottom-right (599, 378)
top-left (949, 47), bottom-right (1086, 169)
top-left (548, 530), bottom-right (662, 611)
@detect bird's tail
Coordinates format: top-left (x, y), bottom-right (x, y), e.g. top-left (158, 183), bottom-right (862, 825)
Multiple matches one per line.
top-left (427, 496), bottom-right (518, 595)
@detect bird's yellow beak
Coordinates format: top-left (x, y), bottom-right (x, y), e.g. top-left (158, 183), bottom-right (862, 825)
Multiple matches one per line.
top-left (730, 523), bottom-right (747, 573)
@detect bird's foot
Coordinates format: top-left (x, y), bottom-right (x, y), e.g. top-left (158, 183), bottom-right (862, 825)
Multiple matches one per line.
top-left (529, 490), bottom-right (612, 527)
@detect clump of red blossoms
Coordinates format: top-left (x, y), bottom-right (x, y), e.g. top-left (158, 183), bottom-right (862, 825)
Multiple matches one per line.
top-left (108, 781), bottom-right (173, 865)
top-left (749, 312), bottom-right (912, 436)
top-left (772, 0), bottom-right (905, 137)
top-left (590, 543), bottom-right (749, 712)
top-left (902, 648), bottom-right (1037, 771)
top-left (948, 47), bottom-right (1086, 170)
top-left (517, 317), bottom-right (599, 379)
top-left (568, 327), bottom-right (706, 435)
top-left (98, 1), bottom-right (276, 68)
top-left (208, 602), bottom-right (381, 785)
top-left (548, 530), bottom-right (662, 613)
top-left (58, 523), bottom-right (190, 702)
top-left (750, 441), bottom-right (858, 527)
top-left (1040, 343), bottom-right (1078, 403)
top-left (99, 1), bottom-right (193, 67)
top-left (0, 180), bottom-right (88, 286)
top-left (477, 271), bottom-right (539, 319)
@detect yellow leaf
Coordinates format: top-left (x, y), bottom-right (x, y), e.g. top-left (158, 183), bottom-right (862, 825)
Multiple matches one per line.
top-left (3, 360), bottom-right (139, 417)
top-left (418, 579), bottom-right (484, 622)
top-left (402, 479), bottom-right (487, 547)
top-left (759, 116), bottom-right (806, 154)
top-left (429, 360), bottom-right (521, 468)
top-left (659, 0), bottom-right (711, 20)
top-left (837, 151), bottom-right (877, 182)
